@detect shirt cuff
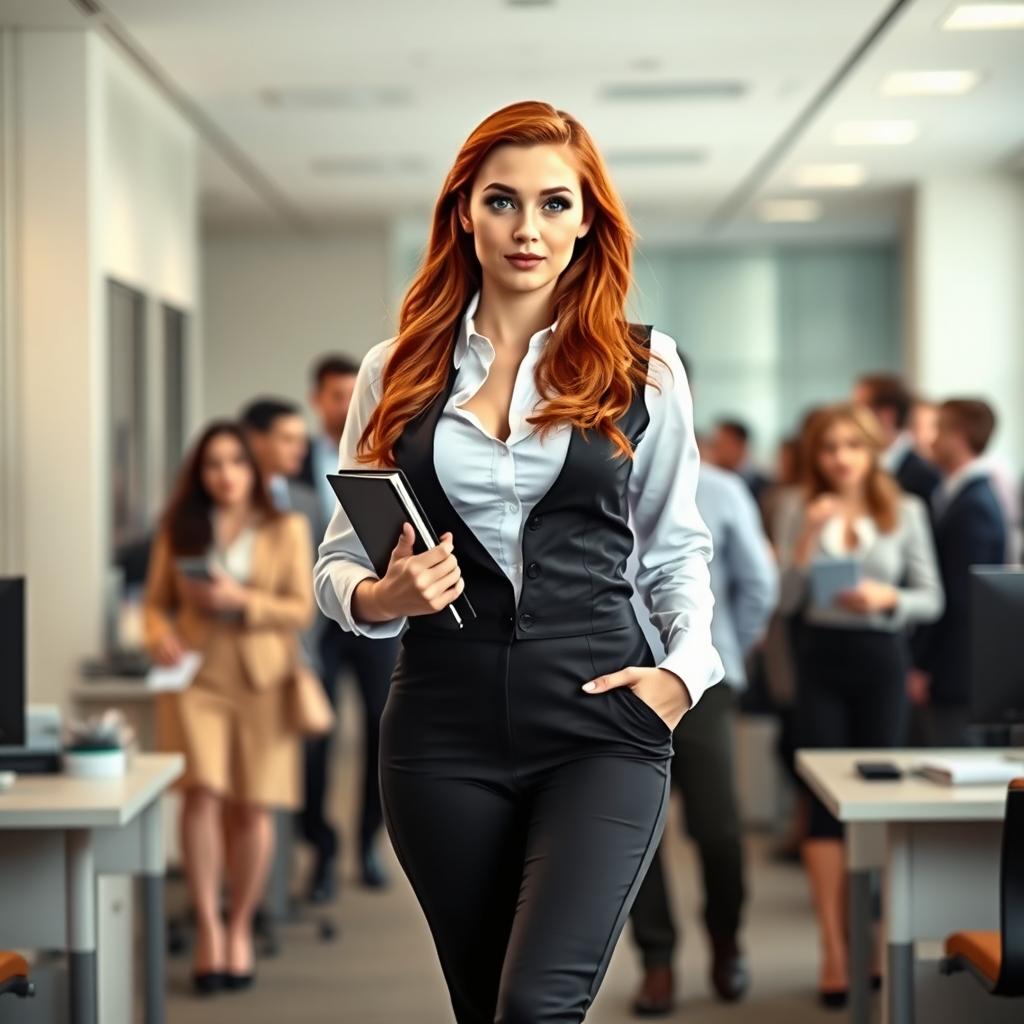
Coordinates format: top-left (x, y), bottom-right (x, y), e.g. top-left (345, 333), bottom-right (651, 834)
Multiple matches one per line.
top-left (657, 640), bottom-right (725, 710)
top-left (338, 569), bottom-right (407, 640)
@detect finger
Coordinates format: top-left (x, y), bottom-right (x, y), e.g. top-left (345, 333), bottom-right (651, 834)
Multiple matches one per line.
top-left (421, 563), bottom-right (462, 601)
top-left (582, 667), bottom-right (640, 693)
top-left (392, 523), bottom-right (416, 554)
top-left (416, 540), bottom-right (455, 571)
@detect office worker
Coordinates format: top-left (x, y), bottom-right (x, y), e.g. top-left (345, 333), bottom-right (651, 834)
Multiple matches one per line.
top-left (143, 422), bottom-right (314, 994)
top-left (628, 456), bottom-right (778, 1014)
top-left (778, 403), bottom-right (943, 1008)
top-left (314, 100), bottom-right (722, 1023)
top-left (853, 373), bottom-right (941, 504)
top-left (912, 399), bottom-right (1007, 746)
top-left (709, 418), bottom-right (772, 508)
top-left (296, 354), bottom-right (401, 897)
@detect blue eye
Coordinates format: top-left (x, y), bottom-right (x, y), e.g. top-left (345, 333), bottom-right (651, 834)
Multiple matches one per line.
top-left (487, 195), bottom-right (514, 211)
top-left (544, 197), bottom-right (571, 212)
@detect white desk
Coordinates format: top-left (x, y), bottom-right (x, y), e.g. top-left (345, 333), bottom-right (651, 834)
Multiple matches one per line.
top-left (797, 749), bottom-right (1017, 1024)
top-left (0, 753), bottom-right (183, 1024)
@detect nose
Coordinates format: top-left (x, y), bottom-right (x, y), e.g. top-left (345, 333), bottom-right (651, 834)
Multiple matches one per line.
top-left (512, 207), bottom-right (540, 243)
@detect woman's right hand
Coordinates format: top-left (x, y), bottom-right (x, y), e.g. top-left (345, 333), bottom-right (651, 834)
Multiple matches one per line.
top-left (369, 523), bottom-right (464, 620)
top-left (151, 630), bottom-right (184, 667)
top-left (805, 494), bottom-right (841, 530)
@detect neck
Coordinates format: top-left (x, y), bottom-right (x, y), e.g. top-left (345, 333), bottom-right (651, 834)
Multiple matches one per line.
top-left (944, 452), bottom-right (975, 478)
top-left (474, 279), bottom-right (558, 352)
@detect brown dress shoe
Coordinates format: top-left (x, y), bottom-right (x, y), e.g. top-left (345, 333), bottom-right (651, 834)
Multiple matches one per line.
top-left (710, 936), bottom-right (750, 1002)
top-left (631, 964), bottom-right (675, 1017)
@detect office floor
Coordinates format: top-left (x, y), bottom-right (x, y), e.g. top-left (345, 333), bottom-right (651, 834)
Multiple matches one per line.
top-left (163, 685), bottom-right (843, 1024)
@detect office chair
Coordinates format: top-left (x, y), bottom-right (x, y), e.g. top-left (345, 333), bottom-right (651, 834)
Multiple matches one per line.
top-left (0, 951), bottom-right (35, 999)
top-left (941, 777), bottom-right (1024, 996)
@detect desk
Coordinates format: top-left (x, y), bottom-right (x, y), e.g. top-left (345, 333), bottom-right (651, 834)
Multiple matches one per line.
top-left (797, 749), bottom-right (1015, 1024)
top-left (0, 753), bottom-right (183, 1024)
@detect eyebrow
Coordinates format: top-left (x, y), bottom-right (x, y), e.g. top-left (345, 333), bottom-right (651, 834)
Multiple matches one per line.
top-left (481, 182), bottom-right (575, 197)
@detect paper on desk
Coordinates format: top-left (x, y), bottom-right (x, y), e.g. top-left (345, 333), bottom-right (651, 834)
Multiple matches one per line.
top-left (918, 756), bottom-right (1024, 786)
top-left (145, 650), bottom-right (202, 692)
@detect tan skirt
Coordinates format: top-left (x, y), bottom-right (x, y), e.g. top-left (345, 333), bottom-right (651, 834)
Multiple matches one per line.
top-left (157, 623), bottom-right (301, 809)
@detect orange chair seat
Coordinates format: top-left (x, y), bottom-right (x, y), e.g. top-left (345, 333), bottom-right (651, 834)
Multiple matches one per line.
top-left (0, 951), bottom-right (29, 985)
top-left (945, 930), bottom-right (1002, 984)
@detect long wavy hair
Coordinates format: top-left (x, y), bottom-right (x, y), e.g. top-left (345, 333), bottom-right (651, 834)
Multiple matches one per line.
top-left (357, 100), bottom-right (667, 467)
top-left (801, 403), bottom-right (900, 533)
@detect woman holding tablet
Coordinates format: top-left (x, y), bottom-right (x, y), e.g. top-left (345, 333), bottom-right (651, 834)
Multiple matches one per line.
top-left (314, 101), bottom-right (722, 1023)
top-left (777, 403), bottom-right (943, 1007)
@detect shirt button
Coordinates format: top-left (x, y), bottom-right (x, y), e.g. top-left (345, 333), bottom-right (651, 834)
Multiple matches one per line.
top-left (518, 611), bottom-right (535, 629)
top-left (508, 502), bottom-right (519, 513)
top-left (526, 561), bottom-right (541, 579)
top-left (498, 447), bottom-right (509, 457)
top-left (527, 515), bottom-right (543, 531)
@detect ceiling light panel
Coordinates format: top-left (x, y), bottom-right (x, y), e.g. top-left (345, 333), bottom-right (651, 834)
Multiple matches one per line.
top-left (880, 70), bottom-right (980, 95)
top-left (795, 164), bottom-right (866, 188)
top-left (942, 4), bottom-right (1024, 30)
top-left (758, 198), bottom-right (823, 222)
top-left (833, 120), bottom-right (919, 145)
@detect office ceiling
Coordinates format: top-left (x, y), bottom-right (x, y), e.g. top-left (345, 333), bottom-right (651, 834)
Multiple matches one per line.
top-left (11, 0), bottom-right (1024, 239)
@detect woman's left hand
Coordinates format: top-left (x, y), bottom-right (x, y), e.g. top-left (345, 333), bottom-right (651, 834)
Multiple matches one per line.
top-left (835, 579), bottom-right (899, 615)
top-left (582, 667), bottom-right (692, 730)
top-left (182, 568), bottom-right (249, 614)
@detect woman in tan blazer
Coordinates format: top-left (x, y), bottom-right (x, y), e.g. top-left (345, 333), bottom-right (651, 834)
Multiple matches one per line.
top-left (143, 420), bottom-right (314, 994)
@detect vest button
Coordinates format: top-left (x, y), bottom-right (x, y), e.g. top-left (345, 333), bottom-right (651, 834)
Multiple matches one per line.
top-left (526, 562), bottom-right (541, 579)
top-left (518, 611), bottom-right (535, 629)
top-left (527, 515), bottom-right (543, 531)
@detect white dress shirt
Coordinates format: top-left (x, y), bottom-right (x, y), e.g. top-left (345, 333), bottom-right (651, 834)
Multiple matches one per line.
top-left (313, 290), bottom-right (724, 706)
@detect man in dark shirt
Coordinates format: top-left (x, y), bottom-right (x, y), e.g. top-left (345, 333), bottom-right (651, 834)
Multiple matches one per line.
top-left (912, 399), bottom-right (1007, 745)
top-left (853, 374), bottom-right (941, 502)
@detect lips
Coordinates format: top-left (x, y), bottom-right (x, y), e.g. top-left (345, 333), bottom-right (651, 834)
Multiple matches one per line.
top-left (505, 254), bottom-right (544, 268)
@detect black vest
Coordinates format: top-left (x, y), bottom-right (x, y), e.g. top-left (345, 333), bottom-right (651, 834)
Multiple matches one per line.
top-left (394, 323), bottom-right (654, 643)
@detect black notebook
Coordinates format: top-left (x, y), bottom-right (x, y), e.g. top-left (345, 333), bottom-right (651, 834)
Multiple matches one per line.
top-left (326, 469), bottom-right (475, 628)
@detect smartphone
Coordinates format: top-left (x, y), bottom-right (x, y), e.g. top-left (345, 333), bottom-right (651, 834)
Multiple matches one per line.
top-left (855, 761), bottom-right (903, 781)
top-left (175, 557), bottom-right (214, 583)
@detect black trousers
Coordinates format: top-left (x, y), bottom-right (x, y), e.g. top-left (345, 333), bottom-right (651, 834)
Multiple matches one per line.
top-left (380, 622), bottom-right (673, 1024)
top-left (629, 683), bottom-right (745, 967)
top-left (299, 619), bottom-right (399, 860)
top-left (796, 626), bottom-right (909, 839)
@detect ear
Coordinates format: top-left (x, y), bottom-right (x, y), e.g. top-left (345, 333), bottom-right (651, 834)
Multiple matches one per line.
top-left (577, 210), bottom-right (594, 240)
top-left (456, 193), bottom-right (473, 234)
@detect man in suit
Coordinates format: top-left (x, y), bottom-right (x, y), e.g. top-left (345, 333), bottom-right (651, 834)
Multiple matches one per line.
top-left (708, 419), bottom-right (772, 509)
top-left (853, 374), bottom-right (941, 502)
top-left (628, 358), bottom-right (778, 1015)
top-left (295, 355), bottom-right (400, 898)
top-left (912, 399), bottom-right (1007, 746)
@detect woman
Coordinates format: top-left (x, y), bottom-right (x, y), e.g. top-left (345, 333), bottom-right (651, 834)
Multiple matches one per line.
top-left (143, 422), bottom-right (314, 994)
top-left (314, 101), bottom-right (722, 1023)
top-left (778, 403), bottom-right (943, 1007)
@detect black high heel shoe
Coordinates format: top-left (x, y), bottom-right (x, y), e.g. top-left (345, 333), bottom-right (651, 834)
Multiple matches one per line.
top-left (818, 988), bottom-right (849, 1010)
top-left (191, 971), bottom-right (226, 997)
top-left (223, 972), bottom-right (255, 992)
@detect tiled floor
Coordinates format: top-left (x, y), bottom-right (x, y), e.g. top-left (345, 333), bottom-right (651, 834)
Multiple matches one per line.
top-left (164, 684), bottom-right (840, 1024)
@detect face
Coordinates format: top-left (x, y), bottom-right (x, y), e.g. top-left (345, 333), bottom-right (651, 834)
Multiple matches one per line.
top-left (456, 143), bottom-right (592, 299)
top-left (249, 414), bottom-right (308, 478)
top-left (909, 402), bottom-right (939, 458)
top-left (200, 434), bottom-right (255, 509)
top-left (932, 409), bottom-right (966, 472)
top-left (816, 419), bottom-right (874, 492)
top-left (710, 427), bottom-right (746, 472)
top-left (312, 373), bottom-right (356, 440)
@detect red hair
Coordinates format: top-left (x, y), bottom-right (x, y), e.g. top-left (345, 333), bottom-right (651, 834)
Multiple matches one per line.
top-left (357, 100), bottom-right (667, 467)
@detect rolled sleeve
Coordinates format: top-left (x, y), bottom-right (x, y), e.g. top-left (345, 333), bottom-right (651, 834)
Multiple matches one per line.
top-left (628, 331), bottom-right (725, 708)
top-left (312, 339), bottom-right (408, 639)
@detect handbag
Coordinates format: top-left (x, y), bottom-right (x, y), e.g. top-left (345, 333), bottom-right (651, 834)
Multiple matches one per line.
top-left (289, 659), bottom-right (335, 737)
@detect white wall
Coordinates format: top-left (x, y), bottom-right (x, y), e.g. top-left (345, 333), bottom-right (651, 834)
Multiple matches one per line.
top-left (907, 175), bottom-right (1024, 467)
top-left (6, 29), bottom-right (199, 705)
top-left (201, 230), bottom-right (391, 420)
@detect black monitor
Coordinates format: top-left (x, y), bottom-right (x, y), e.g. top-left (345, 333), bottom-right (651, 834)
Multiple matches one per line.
top-left (970, 567), bottom-right (1024, 727)
top-left (0, 577), bottom-right (25, 746)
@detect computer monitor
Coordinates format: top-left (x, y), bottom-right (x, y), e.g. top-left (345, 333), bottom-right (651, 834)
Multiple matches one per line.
top-left (970, 567), bottom-right (1024, 727)
top-left (0, 577), bottom-right (25, 746)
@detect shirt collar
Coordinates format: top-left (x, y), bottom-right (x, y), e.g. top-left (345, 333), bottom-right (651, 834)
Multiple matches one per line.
top-left (881, 432), bottom-right (913, 474)
top-left (452, 289), bottom-right (559, 370)
top-left (941, 457), bottom-right (988, 504)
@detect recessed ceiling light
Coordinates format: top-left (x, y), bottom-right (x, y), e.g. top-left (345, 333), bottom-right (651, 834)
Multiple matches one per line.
top-left (602, 80), bottom-right (747, 101)
top-left (758, 199), bottom-right (822, 223)
top-left (880, 70), bottom-right (980, 96)
top-left (943, 4), bottom-right (1024, 30)
top-left (262, 86), bottom-right (413, 109)
top-left (795, 164), bottom-right (866, 188)
top-left (833, 120), bottom-right (919, 145)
